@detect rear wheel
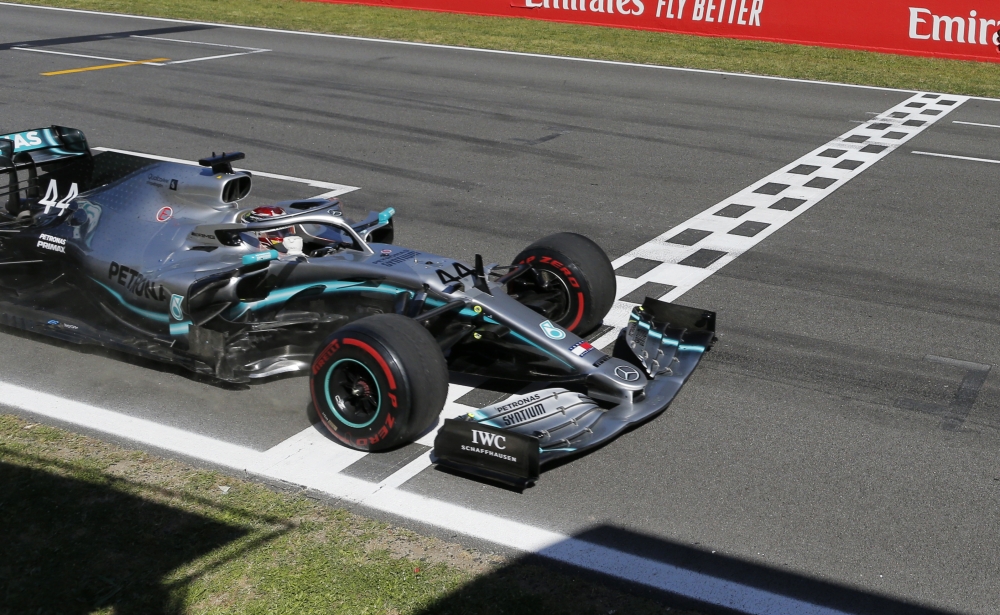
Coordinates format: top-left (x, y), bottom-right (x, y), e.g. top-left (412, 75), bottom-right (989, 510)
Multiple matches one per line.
top-left (310, 314), bottom-right (448, 451)
top-left (508, 232), bottom-right (615, 336)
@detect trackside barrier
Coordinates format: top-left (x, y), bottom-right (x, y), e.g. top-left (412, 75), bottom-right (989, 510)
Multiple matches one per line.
top-left (307, 0), bottom-right (1000, 63)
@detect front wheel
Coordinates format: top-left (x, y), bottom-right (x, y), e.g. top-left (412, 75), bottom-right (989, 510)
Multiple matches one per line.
top-left (508, 232), bottom-right (615, 336)
top-left (309, 314), bottom-right (448, 451)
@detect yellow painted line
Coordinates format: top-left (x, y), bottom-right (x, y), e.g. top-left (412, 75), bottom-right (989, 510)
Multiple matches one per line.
top-left (41, 58), bottom-right (169, 76)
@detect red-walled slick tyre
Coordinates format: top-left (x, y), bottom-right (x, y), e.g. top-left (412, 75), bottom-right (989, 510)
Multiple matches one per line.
top-left (508, 232), bottom-right (615, 336)
top-left (309, 314), bottom-right (448, 451)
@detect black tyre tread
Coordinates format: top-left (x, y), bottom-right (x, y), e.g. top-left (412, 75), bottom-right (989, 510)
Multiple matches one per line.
top-left (518, 232), bottom-right (615, 334)
top-left (338, 313), bottom-right (448, 442)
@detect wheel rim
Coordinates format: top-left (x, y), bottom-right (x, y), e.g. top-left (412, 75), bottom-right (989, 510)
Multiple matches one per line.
top-left (324, 358), bottom-right (381, 429)
top-left (509, 268), bottom-right (573, 324)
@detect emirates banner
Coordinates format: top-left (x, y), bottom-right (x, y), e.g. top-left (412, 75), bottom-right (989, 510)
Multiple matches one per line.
top-left (313, 0), bottom-right (1000, 63)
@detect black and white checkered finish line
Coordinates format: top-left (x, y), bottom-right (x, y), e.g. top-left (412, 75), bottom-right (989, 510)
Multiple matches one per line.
top-left (586, 91), bottom-right (968, 351)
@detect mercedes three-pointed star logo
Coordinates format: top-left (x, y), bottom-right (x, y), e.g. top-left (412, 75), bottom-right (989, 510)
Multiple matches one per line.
top-left (614, 365), bottom-right (640, 382)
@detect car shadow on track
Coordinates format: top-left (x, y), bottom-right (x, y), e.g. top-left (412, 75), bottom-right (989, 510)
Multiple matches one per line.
top-left (0, 457), bottom-right (249, 614)
top-left (0, 324), bottom-right (254, 391)
top-left (416, 525), bottom-right (962, 615)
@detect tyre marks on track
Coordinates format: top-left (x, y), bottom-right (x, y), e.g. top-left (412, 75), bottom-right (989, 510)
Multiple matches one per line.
top-left (895, 355), bottom-right (992, 431)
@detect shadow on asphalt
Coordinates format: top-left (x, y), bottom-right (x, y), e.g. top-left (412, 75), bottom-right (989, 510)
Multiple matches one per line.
top-left (0, 324), bottom-right (254, 391)
top-left (0, 460), bottom-right (247, 615)
top-left (417, 525), bottom-right (963, 615)
top-left (0, 24), bottom-right (218, 52)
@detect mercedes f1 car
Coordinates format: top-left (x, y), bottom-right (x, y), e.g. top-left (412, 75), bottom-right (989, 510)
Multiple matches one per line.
top-left (0, 126), bottom-right (716, 486)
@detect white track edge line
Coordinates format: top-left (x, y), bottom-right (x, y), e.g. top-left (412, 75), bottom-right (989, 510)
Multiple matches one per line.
top-left (0, 382), bottom-right (261, 469)
top-left (0, 380), bottom-right (848, 615)
top-left (4, 1), bottom-right (997, 102)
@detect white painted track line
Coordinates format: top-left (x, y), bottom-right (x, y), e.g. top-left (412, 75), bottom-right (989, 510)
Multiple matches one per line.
top-left (912, 150), bottom-right (1000, 165)
top-left (5, 1), bottom-right (1000, 102)
top-left (0, 380), bottom-right (849, 615)
top-left (256, 427), bottom-right (367, 476)
top-left (12, 36), bottom-right (270, 67)
top-left (952, 120), bottom-right (1000, 129)
top-left (165, 50), bottom-right (269, 65)
top-left (130, 34), bottom-right (272, 65)
top-left (12, 46), bottom-right (166, 66)
top-left (92, 147), bottom-right (360, 197)
top-left (131, 34), bottom-right (268, 51)
top-left (0, 382), bottom-right (261, 469)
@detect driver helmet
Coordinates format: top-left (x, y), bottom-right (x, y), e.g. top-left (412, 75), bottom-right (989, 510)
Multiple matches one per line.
top-left (245, 206), bottom-right (295, 249)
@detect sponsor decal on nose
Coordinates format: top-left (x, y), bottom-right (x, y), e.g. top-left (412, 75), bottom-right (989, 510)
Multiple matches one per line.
top-left (540, 320), bottom-right (566, 340)
top-left (569, 340), bottom-right (595, 357)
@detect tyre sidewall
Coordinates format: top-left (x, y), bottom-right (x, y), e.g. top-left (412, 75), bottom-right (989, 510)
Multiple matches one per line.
top-left (310, 329), bottom-right (412, 451)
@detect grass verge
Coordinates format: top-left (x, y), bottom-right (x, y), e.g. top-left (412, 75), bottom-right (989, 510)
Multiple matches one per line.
top-left (0, 413), bottom-right (695, 614)
top-left (13, 0), bottom-right (1000, 97)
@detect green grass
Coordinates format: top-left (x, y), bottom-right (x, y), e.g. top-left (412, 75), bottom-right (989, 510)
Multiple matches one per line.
top-left (0, 414), bottom-right (693, 614)
top-left (14, 0), bottom-right (1000, 97)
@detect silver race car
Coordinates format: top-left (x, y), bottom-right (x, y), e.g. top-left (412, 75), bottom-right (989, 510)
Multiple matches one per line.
top-left (0, 126), bottom-right (716, 486)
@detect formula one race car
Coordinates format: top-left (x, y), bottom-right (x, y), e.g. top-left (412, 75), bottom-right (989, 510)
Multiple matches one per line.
top-left (0, 126), bottom-right (715, 486)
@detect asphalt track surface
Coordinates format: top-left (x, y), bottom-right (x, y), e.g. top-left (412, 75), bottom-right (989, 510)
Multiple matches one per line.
top-left (2, 4), bottom-right (1000, 614)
